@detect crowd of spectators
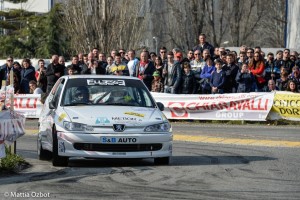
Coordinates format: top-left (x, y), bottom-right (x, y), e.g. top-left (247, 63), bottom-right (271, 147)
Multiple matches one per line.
top-left (0, 33), bottom-right (299, 96)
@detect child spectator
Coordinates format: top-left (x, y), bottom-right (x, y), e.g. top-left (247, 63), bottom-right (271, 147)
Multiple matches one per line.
top-left (180, 62), bottom-right (197, 94)
top-left (236, 63), bottom-right (256, 93)
top-left (237, 52), bottom-right (247, 69)
top-left (29, 80), bottom-right (43, 94)
top-left (151, 71), bottom-right (164, 93)
top-left (210, 60), bottom-right (226, 94)
top-left (276, 71), bottom-right (289, 91)
top-left (67, 66), bottom-right (75, 75)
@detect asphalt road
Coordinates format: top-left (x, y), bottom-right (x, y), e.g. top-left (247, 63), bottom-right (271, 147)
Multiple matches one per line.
top-left (0, 121), bottom-right (300, 200)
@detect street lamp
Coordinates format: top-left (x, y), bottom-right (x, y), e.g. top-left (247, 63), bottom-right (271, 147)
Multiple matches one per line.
top-left (153, 36), bottom-right (158, 55)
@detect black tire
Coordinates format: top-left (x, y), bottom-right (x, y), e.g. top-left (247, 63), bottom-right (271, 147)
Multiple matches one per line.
top-left (154, 157), bottom-right (170, 165)
top-left (52, 126), bottom-right (69, 167)
top-left (37, 140), bottom-right (52, 160)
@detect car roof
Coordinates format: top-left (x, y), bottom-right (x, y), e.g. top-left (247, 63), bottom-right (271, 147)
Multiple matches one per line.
top-left (62, 75), bottom-right (140, 80)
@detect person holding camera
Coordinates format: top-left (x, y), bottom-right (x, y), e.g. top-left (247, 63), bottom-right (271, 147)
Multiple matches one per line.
top-left (236, 63), bottom-right (256, 93)
top-left (35, 59), bottom-right (47, 93)
top-left (106, 53), bottom-right (129, 76)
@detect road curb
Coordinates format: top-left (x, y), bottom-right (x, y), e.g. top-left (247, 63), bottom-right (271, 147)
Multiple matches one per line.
top-left (174, 134), bottom-right (300, 148)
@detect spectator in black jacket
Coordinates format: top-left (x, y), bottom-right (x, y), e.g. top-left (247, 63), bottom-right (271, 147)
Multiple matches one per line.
top-left (210, 60), bottom-right (226, 94)
top-left (264, 52), bottom-right (281, 82)
top-left (222, 54), bottom-right (239, 93)
top-left (46, 55), bottom-right (65, 93)
top-left (81, 59), bottom-right (106, 75)
top-left (0, 56), bottom-right (21, 86)
top-left (193, 33), bottom-right (214, 57)
top-left (282, 49), bottom-right (294, 74)
top-left (179, 62), bottom-right (197, 94)
top-left (66, 55), bottom-right (81, 74)
top-left (137, 51), bottom-right (155, 91)
top-left (276, 71), bottom-right (289, 91)
top-left (236, 63), bottom-right (255, 93)
top-left (20, 58), bottom-right (36, 94)
top-left (162, 51), bottom-right (182, 94)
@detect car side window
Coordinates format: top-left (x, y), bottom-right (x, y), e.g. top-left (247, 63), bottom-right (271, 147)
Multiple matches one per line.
top-left (51, 79), bottom-right (64, 107)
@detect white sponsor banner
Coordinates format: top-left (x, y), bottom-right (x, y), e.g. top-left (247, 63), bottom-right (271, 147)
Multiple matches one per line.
top-left (1, 94), bottom-right (42, 118)
top-left (151, 92), bottom-right (274, 121)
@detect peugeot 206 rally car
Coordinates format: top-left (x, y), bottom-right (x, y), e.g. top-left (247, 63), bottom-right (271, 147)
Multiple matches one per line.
top-left (37, 75), bottom-right (172, 166)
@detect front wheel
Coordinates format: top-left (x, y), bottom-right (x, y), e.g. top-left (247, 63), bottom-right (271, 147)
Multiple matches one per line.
top-left (52, 127), bottom-right (69, 167)
top-left (37, 139), bottom-right (52, 160)
top-left (154, 157), bottom-right (170, 165)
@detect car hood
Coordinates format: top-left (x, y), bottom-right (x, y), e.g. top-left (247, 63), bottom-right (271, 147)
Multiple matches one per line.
top-left (63, 106), bottom-right (165, 126)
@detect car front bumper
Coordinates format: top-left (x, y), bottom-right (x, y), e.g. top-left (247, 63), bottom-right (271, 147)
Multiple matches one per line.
top-left (56, 132), bottom-right (173, 158)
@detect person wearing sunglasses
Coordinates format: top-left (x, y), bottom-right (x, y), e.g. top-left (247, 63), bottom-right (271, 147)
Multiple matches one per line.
top-left (0, 56), bottom-right (21, 86)
top-left (281, 49), bottom-right (294, 74)
top-left (119, 48), bottom-right (128, 64)
top-left (159, 46), bottom-right (168, 64)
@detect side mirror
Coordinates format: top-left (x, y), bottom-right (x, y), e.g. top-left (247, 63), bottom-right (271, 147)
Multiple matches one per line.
top-left (49, 101), bottom-right (56, 109)
top-left (157, 102), bottom-right (164, 111)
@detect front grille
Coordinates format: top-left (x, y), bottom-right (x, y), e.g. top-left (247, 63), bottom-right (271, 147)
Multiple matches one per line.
top-left (73, 143), bottom-right (163, 152)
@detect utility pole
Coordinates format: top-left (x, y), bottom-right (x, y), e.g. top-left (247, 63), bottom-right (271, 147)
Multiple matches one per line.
top-left (284, 0), bottom-right (288, 48)
top-left (153, 36), bottom-right (158, 55)
top-left (0, 0), bottom-right (4, 35)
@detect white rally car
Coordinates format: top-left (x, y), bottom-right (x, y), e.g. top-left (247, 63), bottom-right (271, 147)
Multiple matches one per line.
top-left (37, 75), bottom-right (172, 166)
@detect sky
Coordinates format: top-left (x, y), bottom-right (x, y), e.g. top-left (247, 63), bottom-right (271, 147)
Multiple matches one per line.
top-left (3, 0), bottom-right (51, 13)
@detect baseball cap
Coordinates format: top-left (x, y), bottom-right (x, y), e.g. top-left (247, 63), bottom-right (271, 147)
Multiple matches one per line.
top-left (175, 52), bottom-right (183, 59)
top-left (153, 71), bottom-right (161, 77)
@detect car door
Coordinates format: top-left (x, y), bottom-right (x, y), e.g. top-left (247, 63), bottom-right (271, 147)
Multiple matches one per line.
top-left (41, 78), bottom-right (65, 150)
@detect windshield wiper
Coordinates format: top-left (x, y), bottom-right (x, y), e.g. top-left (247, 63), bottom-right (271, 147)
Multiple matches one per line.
top-left (103, 102), bottom-right (149, 107)
top-left (63, 102), bottom-right (90, 106)
top-left (103, 102), bottom-right (131, 106)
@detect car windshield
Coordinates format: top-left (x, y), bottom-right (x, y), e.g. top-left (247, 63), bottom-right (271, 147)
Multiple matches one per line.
top-left (61, 78), bottom-right (155, 108)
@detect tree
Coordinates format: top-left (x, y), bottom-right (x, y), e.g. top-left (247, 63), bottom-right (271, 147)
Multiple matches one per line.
top-left (62, 0), bottom-right (147, 54)
top-left (158, 0), bottom-right (285, 49)
top-left (0, 0), bottom-right (286, 58)
top-left (0, 3), bottom-right (69, 58)
top-left (0, 0), bottom-right (32, 35)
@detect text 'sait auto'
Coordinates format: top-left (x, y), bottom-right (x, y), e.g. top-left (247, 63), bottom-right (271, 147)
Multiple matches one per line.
top-left (38, 75), bottom-right (172, 166)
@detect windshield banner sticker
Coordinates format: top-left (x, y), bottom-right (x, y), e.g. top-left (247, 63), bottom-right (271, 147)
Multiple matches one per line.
top-left (87, 79), bottom-right (125, 86)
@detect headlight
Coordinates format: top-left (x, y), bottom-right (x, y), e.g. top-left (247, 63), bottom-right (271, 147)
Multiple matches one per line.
top-left (144, 122), bottom-right (171, 132)
top-left (63, 122), bottom-right (94, 132)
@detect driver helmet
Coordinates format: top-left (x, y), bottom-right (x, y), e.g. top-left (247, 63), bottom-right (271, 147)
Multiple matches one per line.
top-left (74, 86), bottom-right (89, 103)
top-left (111, 88), bottom-right (128, 102)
